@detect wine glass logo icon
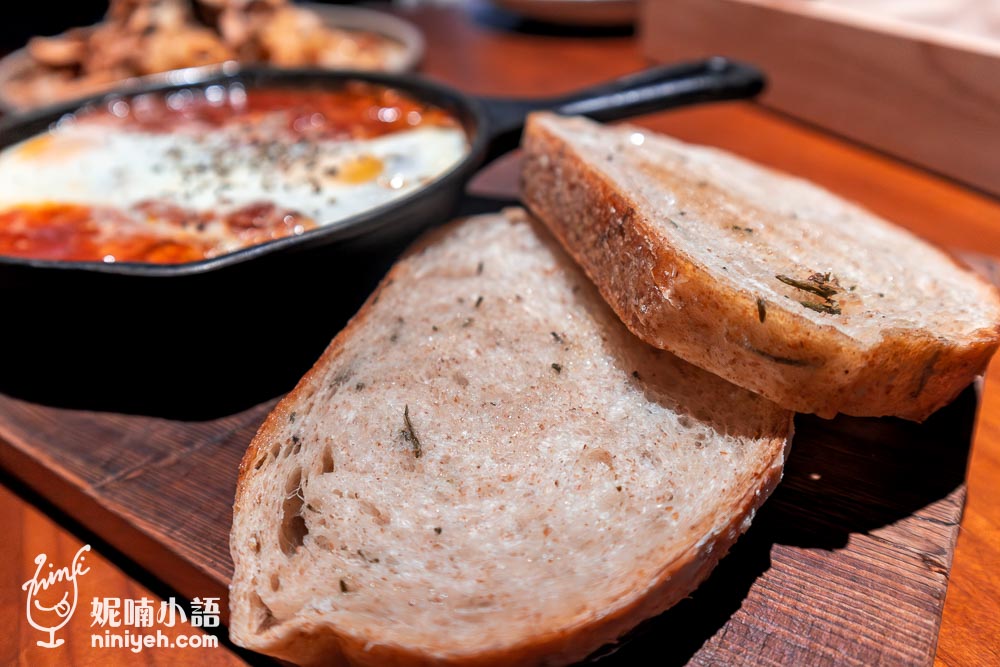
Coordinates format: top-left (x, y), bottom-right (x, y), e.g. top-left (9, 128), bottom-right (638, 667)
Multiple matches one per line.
top-left (21, 545), bottom-right (91, 648)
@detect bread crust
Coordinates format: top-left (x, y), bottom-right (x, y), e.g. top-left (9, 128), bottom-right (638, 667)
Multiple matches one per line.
top-left (521, 115), bottom-right (1000, 420)
top-left (229, 211), bottom-right (792, 666)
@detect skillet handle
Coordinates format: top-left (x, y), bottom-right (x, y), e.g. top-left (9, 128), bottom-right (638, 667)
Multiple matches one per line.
top-left (479, 57), bottom-right (764, 160)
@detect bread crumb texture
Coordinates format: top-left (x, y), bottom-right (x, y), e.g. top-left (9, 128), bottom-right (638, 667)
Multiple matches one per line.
top-left (230, 210), bottom-right (791, 665)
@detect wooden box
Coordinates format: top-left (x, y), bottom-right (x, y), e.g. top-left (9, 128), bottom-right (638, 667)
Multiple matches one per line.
top-left (640, 0), bottom-right (1000, 195)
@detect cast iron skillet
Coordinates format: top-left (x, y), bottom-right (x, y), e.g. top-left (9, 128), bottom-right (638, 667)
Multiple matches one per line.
top-left (0, 59), bottom-right (764, 417)
top-left (0, 57), bottom-right (764, 279)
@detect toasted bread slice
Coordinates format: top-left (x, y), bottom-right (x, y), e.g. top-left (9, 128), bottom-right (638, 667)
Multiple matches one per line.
top-left (229, 209), bottom-right (792, 666)
top-left (521, 113), bottom-right (1000, 420)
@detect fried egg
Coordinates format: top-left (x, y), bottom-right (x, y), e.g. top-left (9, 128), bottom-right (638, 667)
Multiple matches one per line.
top-left (0, 85), bottom-right (469, 263)
top-left (0, 118), bottom-right (467, 225)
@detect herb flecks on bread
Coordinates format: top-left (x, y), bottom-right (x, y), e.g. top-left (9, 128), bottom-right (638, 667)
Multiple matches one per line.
top-left (521, 113), bottom-right (1000, 420)
top-left (229, 209), bottom-right (792, 666)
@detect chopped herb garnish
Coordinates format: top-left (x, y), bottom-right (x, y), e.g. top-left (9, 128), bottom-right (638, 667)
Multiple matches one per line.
top-left (777, 272), bottom-right (843, 315)
top-left (551, 363), bottom-right (563, 374)
top-left (476, 262), bottom-right (484, 275)
top-left (746, 344), bottom-right (812, 367)
top-left (756, 297), bottom-right (767, 323)
top-left (355, 382), bottom-right (365, 391)
top-left (732, 225), bottom-right (753, 233)
top-left (911, 351), bottom-right (941, 398)
top-left (632, 370), bottom-right (641, 380)
top-left (799, 300), bottom-right (841, 315)
top-left (289, 412), bottom-right (296, 423)
top-left (339, 579), bottom-right (349, 593)
top-left (332, 368), bottom-right (354, 387)
top-left (551, 331), bottom-right (563, 343)
top-left (434, 527), bottom-right (442, 535)
top-left (402, 405), bottom-right (422, 459)
top-left (776, 273), bottom-right (840, 299)
top-left (475, 296), bottom-right (483, 308)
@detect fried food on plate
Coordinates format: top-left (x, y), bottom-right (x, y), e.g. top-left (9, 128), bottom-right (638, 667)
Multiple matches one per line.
top-left (5, 0), bottom-right (405, 109)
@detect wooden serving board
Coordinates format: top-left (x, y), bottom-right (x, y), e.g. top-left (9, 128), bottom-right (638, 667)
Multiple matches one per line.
top-left (0, 5), bottom-right (993, 663)
top-left (0, 302), bottom-right (980, 666)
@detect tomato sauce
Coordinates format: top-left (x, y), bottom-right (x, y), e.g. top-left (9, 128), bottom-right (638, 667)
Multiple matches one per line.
top-left (0, 83), bottom-right (462, 264)
top-left (95, 82), bottom-right (458, 141)
top-left (0, 202), bottom-right (315, 264)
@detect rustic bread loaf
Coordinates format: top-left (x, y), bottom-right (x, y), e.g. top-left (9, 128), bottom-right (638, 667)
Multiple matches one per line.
top-left (521, 113), bottom-right (1000, 420)
top-left (229, 209), bottom-right (792, 666)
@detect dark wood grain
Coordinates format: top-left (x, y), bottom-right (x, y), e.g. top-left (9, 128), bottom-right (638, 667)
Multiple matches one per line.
top-left (1, 3), bottom-right (998, 666)
top-left (0, 372), bottom-right (975, 666)
top-left (0, 400), bottom-right (269, 609)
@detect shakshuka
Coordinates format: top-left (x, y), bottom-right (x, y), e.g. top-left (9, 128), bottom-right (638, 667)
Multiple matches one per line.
top-left (0, 82), bottom-right (468, 264)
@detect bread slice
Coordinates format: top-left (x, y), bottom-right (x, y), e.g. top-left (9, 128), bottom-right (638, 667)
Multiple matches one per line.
top-left (521, 113), bottom-right (1000, 421)
top-left (229, 209), bottom-right (792, 666)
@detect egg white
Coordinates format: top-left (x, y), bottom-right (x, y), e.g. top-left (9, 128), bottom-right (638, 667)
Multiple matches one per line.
top-left (0, 119), bottom-right (469, 225)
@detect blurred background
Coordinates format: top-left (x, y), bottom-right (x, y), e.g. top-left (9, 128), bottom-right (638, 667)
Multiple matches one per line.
top-left (1, 1), bottom-right (475, 50)
top-left (0, 1), bottom-right (996, 193)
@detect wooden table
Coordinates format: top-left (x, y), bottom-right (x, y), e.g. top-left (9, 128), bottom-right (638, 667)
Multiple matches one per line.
top-left (2, 3), bottom-right (999, 665)
top-left (1, 480), bottom-right (250, 667)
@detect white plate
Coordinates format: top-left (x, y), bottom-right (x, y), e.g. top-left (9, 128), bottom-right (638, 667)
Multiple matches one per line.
top-left (0, 4), bottom-right (425, 114)
top-left (492, 0), bottom-right (637, 26)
